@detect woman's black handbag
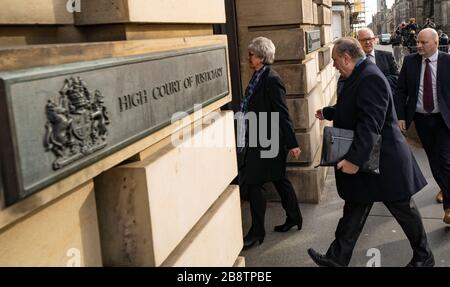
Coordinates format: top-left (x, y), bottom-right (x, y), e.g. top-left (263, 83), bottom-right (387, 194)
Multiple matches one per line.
top-left (316, 127), bottom-right (381, 174)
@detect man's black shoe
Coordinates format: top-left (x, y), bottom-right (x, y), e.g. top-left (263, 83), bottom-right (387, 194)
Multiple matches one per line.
top-left (274, 220), bottom-right (302, 232)
top-left (406, 254), bottom-right (435, 267)
top-left (307, 248), bottom-right (344, 267)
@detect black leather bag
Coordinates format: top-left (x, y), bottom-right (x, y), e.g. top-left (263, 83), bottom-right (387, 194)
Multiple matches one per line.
top-left (317, 127), bottom-right (381, 174)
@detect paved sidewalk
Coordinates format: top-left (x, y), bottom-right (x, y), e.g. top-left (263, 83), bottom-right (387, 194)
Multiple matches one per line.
top-left (240, 144), bottom-right (450, 267)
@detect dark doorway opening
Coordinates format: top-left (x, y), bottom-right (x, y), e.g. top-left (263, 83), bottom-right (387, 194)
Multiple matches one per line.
top-left (213, 0), bottom-right (242, 112)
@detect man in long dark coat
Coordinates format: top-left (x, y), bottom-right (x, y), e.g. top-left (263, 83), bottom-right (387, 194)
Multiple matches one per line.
top-left (308, 37), bottom-right (434, 267)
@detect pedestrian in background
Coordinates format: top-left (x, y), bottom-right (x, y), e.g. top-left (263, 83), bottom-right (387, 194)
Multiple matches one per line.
top-left (438, 30), bottom-right (449, 53)
top-left (357, 28), bottom-right (399, 95)
top-left (422, 18), bottom-right (437, 30)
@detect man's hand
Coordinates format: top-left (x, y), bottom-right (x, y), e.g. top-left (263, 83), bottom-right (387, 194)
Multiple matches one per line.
top-left (289, 147), bottom-right (301, 159)
top-left (315, 109), bottom-right (324, 120)
top-left (337, 159), bottom-right (359, 174)
top-left (398, 120), bottom-right (407, 133)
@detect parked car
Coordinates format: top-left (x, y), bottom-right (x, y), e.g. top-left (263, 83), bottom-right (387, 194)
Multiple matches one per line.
top-left (379, 34), bottom-right (391, 45)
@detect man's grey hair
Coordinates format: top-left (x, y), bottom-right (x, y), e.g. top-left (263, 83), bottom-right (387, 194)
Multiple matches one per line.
top-left (356, 28), bottom-right (375, 39)
top-left (333, 37), bottom-right (365, 60)
top-left (248, 37), bottom-right (276, 65)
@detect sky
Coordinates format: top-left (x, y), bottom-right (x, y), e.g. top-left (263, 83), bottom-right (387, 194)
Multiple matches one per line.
top-left (365, 0), bottom-right (395, 25)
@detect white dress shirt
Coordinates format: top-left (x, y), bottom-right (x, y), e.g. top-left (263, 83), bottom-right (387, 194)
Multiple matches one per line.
top-left (416, 50), bottom-right (439, 114)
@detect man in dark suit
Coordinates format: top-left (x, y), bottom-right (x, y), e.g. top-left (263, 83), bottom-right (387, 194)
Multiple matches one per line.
top-left (309, 37), bottom-right (433, 267)
top-left (357, 28), bottom-right (399, 93)
top-left (397, 28), bottom-right (450, 225)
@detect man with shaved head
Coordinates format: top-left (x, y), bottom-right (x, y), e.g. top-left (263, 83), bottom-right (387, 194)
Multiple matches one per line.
top-left (397, 28), bottom-right (450, 225)
top-left (357, 28), bottom-right (399, 93)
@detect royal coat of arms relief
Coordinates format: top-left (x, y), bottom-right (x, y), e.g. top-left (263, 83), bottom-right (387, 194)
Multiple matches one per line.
top-left (44, 77), bottom-right (110, 170)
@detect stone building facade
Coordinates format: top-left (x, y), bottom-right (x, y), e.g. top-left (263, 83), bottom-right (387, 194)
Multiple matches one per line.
top-left (332, 0), bottom-right (353, 39)
top-left (392, 0), bottom-right (450, 33)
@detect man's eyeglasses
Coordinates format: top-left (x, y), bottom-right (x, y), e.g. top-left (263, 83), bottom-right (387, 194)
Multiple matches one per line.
top-left (359, 37), bottom-right (376, 43)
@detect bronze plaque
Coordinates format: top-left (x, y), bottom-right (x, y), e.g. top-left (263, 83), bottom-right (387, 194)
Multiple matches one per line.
top-left (0, 45), bottom-right (229, 206)
top-left (306, 30), bottom-right (322, 53)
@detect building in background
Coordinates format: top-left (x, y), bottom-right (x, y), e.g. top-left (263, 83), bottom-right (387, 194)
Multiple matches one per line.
top-left (372, 0), bottom-right (395, 35)
top-left (350, 0), bottom-right (366, 36)
top-left (332, 0), bottom-right (353, 39)
top-left (391, 0), bottom-right (450, 34)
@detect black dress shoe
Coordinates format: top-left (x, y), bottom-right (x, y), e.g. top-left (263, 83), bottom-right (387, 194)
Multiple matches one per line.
top-left (406, 254), bottom-right (435, 267)
top-left (307, 248), bottom-right (344, 267)
top-left (243, 235), bottom-right (264, 250)
top-left (274, 221), bottom-right (302, 232)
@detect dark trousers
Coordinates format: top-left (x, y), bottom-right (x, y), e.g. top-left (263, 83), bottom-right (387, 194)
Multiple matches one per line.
top-left (326, 198), bottom-right (432, 266)
top-left (414, 113), bottom-right (450, 209)
top-left (245, 175), bottom-right (302, 237)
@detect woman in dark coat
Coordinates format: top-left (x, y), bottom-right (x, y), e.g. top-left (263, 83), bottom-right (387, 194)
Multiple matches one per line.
top-left (237, 37), bottom-right (302, 250)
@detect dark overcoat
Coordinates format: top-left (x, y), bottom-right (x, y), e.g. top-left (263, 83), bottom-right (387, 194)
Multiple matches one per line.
top-left (323, 59), bottom-right (426, 202)
top-left (239, 66), bottom-right (298, 185)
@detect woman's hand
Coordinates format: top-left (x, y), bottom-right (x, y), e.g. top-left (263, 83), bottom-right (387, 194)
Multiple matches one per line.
top-left (289, 147), bottom-right (301, 159)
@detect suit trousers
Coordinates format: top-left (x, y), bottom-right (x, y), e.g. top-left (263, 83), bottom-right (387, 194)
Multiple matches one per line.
top-left (326, 198), bottom-right (432, 266)
top-left (414, 113), bottom-right (450, 209)
top-left (244, 175), bottom-right (302, 237)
